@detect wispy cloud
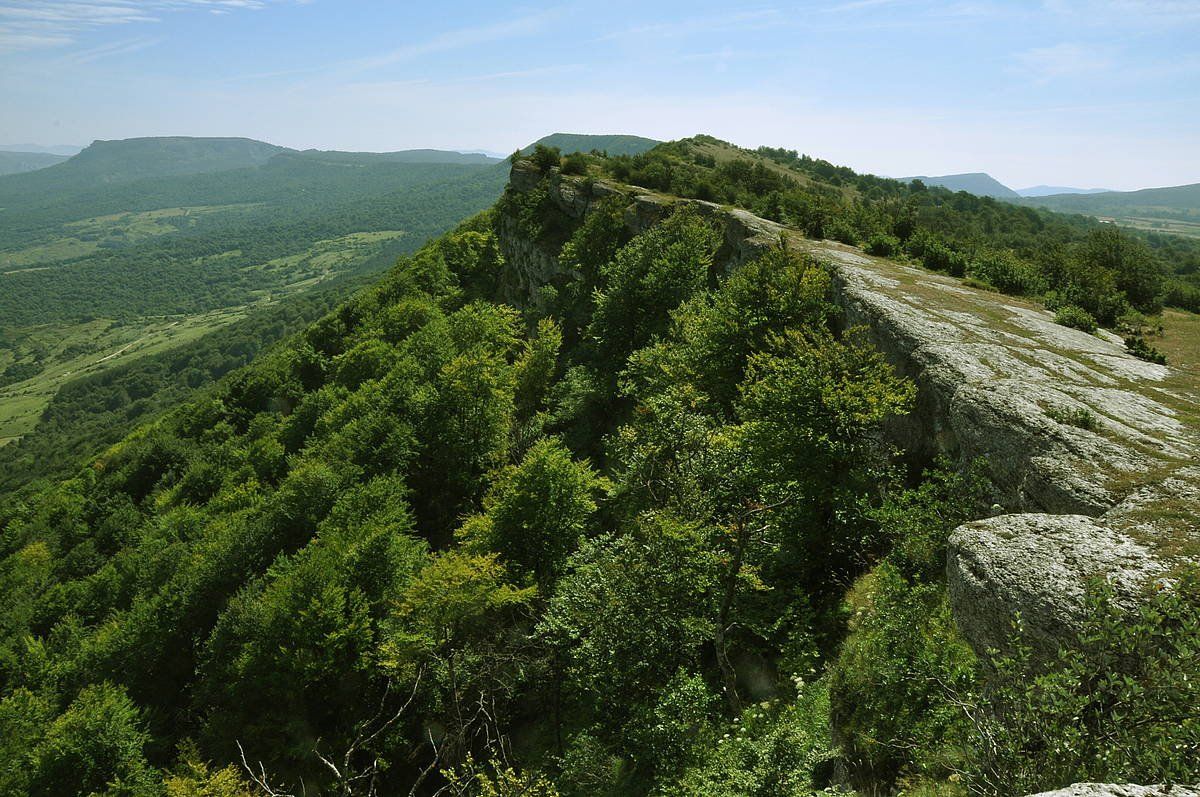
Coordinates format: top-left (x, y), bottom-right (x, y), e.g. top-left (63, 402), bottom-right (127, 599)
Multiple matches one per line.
top-left (1013, 42), bottom-right (1112, 82)
top-left (55, 34), bottom-right (162, 64)
top-left (1043, 0), bottom-right (1200, 25)
top-left (343, 10), bottom-right (559, 74)
top-left (0, 0), bottom-right (290, 54)
top-left (599, 9), bottom-right (780, 41)
top-left (821, 0), bottom-right (905, 13)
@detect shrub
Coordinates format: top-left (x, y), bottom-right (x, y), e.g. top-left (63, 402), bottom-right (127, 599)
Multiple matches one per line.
top-left (1124, 334), bottom-right (1167, 365)
top-left (965, 572), bottom-right (1200, 794)
top-left (530, 144), bottom-right (562, 172)
top-left (1054, 305), bottom-right (1098, 334)
top-left (561, 152), bottom-right (589, 176)
top-left (830, 567), bottom-right (977, 790)
top-left (912, 236), bottom-right (969, 277)
top-left (1045, 404), bottom-right (1099, 431)
top-left (968, 250), bottom-right (1046, 296)
top-left (865, 234), bottom-right (901, 257)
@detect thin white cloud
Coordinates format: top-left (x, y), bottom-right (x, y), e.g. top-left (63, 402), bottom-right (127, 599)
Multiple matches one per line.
top-left (1043, 0), bottom-right (1200, 25)
top-left (56, 34), bottom-right (161, 64)
top-left (0, 0), bottom-right (288, 53)
top-left (343, 10), bottom-right (559, 74)
top-left (1014, 42), bottom-right (1111, 82)
top-left (599, 9), bottom-right (780, 41)
top-left (821, 0), bottom-right (904, 13)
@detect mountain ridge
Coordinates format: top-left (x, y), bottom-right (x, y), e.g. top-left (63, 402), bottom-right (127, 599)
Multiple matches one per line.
top-left (0, 150), bottom-right (69, 176)
top-left (1017, 185), bottom-right (1113, 197)
top-left (902, 171), bottom-right (1020, 199)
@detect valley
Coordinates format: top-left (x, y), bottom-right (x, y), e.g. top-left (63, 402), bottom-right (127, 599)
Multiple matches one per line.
top-left (0, 137), bottom-right (508, 458)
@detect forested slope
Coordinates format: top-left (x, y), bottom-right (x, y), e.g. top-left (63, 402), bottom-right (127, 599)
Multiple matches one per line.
top-left (0, 141), bottom-right (1195, 797)
top-left (0, 141), bottom-right (509, 451)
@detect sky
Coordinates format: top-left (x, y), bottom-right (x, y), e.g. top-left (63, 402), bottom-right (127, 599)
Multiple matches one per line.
top-left (1, 0), bottom-right (1198, 191)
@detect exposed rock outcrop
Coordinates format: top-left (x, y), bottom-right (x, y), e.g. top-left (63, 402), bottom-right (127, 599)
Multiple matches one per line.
top-left (947, 514), bottom-right (1166, 659)
top-left (1026, 784), bottom-right (1200, 797)
top-left (496, 162), bottom-right (1200, 660)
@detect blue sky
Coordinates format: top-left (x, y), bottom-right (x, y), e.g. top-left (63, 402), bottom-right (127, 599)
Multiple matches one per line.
top-left (1, 1), bottom-right (1197, 190)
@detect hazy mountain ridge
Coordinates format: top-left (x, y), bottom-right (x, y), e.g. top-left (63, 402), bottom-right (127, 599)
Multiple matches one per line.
top-left (0, 150), bottom-right (69, 176)
top-left (1019, 182), bottom-right (1200, 239)
top-left (1017, 185), bottom-right (1113, 197)
top-left (1022, 181), bottom-right (1200, 211)
top-left (902, 171), bottom-right (1020, 199)
top-left (0, 137), bottom-right (509, 202)
top-left (0, 143), bottom-right (83, 156)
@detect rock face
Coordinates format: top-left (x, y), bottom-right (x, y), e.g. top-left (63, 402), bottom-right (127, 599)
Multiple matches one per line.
top-left (947, 514), bottom-right (1166, 659)
top-left (496, 162), bottom-right (1200, 659)
top-left (805, 238), bottom-right (1198, 657)
top-left (1026, 785), bottom-right (1200, 797)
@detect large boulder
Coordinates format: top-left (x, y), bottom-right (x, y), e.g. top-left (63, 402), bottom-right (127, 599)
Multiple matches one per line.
top-left (947, 513), bottom-right (1166, 658)
top-left (1026, 785), bottom-right (1200, 797)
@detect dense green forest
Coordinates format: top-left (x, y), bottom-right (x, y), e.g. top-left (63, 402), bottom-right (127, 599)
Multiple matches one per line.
top-left (1020, 181), bottom-right (1200, 239)
top-left (0, 152), bottom-right (68, 177)
top-left (0, 138), bottom-right (510, 452)
top-left (0, 141), bottom-right (1195, 796)
top-left (0, 282), bottom-right (360, 493)
top-left (598, 136), bottom-right (1200, 324)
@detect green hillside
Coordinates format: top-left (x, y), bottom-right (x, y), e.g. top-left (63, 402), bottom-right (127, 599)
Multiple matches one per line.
top-left (1022, 182), bottom-right (1200, 239)
top-left (1027, 181), bottom-right (1200, 212)
top-left (0, 137), bottom-right (1194, 796)
top-left (0, 139), bottom-right (509, 453)
top-left (0, 151), bottom-right (67, 176)
top-left (0, 137), bottom-right (287, 192)
top-left (524, 132), bottom-right (661, 156)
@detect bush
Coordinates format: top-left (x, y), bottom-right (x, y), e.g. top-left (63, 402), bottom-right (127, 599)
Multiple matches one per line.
top-left (865, 234), bottom-right (901, 257)
top-left (1124, 334), bottom-right (1168, 365)
top-left (561, 152), bottom-right (589, 176)
top-left (910, 235), bottom-right (969, 278)
top-left (530, 144), bottom-right (562, 173)
top-left (1054, 305), bottom-right (1098, 334)
top-left (830, 567), bottom-right (977, 790)
top-left (966, 572), bottom-right (1200, 794)
top-left (1045, 404), bottom-right (1099, 431)
top-left (968, 250), bottom-right (1046, 296)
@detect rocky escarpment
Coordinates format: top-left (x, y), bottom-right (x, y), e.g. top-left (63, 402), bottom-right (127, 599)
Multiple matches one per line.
top-left (1027, 785), bottom-right (1200, 797)
top-left (497, 161), bottom-right (1200, 659)
top-left (810, 240), bottom-right (1198, 659)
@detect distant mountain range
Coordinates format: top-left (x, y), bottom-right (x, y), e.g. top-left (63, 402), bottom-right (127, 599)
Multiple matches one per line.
top-left (0, 136), bottom-right (514, 195)
top-left (902, 168), bottom-right (1199, 237)
top-left (901, 173), bottom-right (1117, 199)
top-left (0, 150), bottom-right (69, 176)
top-left (0, 143), bottom-right (83, 156)
top-left (1016, 185), bottom-right (1113, 197)
top-left (1019, 182), bottom-right (1200, 213)
top-left (902, 172), bottom-right (1020, 199)
top-left (9, 135), bottom-right (1195, 236)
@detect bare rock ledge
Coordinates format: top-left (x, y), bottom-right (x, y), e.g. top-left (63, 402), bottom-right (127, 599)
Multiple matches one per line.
top-left (1026, 785), bottom-right (1200, 797)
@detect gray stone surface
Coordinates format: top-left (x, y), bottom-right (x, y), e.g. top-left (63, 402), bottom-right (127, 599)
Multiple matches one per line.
top-left (948, 513), bottom-right (1166, 659)
top-left (791, 242), bottom-right (1198, 659)
top-left (1026, 785), bottom-right (1200, 797)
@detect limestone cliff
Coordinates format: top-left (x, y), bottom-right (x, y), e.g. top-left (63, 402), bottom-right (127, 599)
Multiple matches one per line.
top-left (1027, 785), bottom-right (1200, 797)
top-left (496, 161), bottom-right (1200, 659)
